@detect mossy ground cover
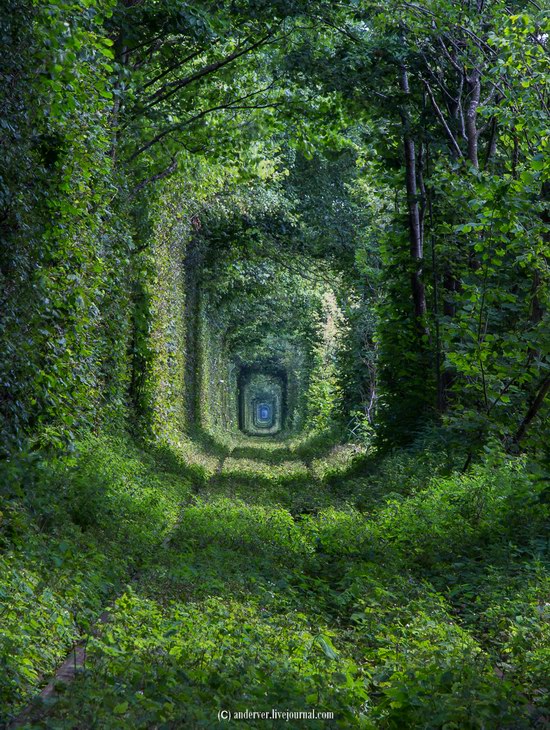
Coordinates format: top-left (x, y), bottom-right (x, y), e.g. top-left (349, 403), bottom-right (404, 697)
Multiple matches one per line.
top-left (3, 433), bottom-right (548, 729)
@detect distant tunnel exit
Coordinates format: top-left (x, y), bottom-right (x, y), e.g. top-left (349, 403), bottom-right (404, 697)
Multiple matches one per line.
top-left (238, 367), bottom-right (286, 436)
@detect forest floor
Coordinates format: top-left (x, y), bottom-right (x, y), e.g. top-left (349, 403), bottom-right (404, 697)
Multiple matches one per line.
top-left (1, 432), bottom-right (549, 729)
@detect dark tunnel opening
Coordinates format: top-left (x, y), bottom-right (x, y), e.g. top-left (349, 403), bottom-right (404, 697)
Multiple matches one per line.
top-left (237, 364), bottom-right (288, 436)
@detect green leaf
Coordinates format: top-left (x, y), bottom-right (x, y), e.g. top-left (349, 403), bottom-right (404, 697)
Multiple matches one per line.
top-left (317, 635), bottom-right (339, 660)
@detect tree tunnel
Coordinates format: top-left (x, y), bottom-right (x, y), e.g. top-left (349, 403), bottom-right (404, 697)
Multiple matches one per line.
top-left (194, 238), bottom-right (336, 443)
top-left (238, 365), bottom-right (288, 436)
top-left (1, 4), bottom-right (548, 725)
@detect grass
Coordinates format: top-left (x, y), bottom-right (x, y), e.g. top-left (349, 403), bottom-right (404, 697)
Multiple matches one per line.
top-left (1, 430), bottom-right (548, 728)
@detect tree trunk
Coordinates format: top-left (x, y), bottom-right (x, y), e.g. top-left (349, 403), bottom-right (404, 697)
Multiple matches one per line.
top-left (465, 68), bottom-right (481, 168)
top-left (399, 66), bottom-right (427, 320)
top-left (512, 375), bottom-right (550, 445)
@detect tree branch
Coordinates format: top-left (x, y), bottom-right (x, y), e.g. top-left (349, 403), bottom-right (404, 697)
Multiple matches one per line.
top-left (512, 373), bottom-right (550, 445)
top-left (135, 30), bottom-right (277, 117)
top-left (139, 45), bottom-right (210, 92)
top-left (422, 78), bottom-right (463, 159)
top-left (130, 156), bottom-right (178, 196)
top-left (127, 80), bottom-right (280, 162)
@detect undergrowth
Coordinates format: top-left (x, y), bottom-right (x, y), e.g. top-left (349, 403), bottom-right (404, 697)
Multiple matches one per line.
top-left (1, 433), bottom-right (548, 728)
top-left (0, 434), bottom-right (202, 722)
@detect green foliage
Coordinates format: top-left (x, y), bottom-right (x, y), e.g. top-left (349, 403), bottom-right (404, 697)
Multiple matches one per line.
top-left (0, 434), bottom-right (194, 718)
top-left (45, 592), bottom-right (365, 728)
top-left (8, 435), bottom-right (547, 728)
top-left (173, 497), bottom-right (312, 561)
top-left (0, 1), bottom-right (548, 727)
top-left (3, 0), bottom-right (547, 454)
top-left (0, 0), bottom-right (134, 451)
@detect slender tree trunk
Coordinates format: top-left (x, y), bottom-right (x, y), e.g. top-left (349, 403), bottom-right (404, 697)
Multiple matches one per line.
top-left (511, 130), bottom-right (520, 178)
top-left (484, 117), bottom-right (498, 168)
top-left (512, 375), bottom-right (550, 445)
top-left (465, 68), bottom-right (481, 169)
top-left (109, 3), bottom-right (134, 162)
top-left (399, 66), bottom-right (427, 320)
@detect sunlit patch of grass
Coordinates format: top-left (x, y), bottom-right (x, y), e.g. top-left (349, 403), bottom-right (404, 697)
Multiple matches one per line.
top-left (163, 433), bottom-right (222, 477)
top-left (171, 497), bottom-right (313, 561)
top-left (221, 456), bottom-right (309, 479)
top-left (310, 443), bottom-right (366, 481)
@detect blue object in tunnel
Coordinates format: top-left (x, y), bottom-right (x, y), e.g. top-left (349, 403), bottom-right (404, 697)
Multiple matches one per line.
top-left (257, 402), bottom-right (272, 423)
top-left (239, 369), bottom-right (285, 435)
